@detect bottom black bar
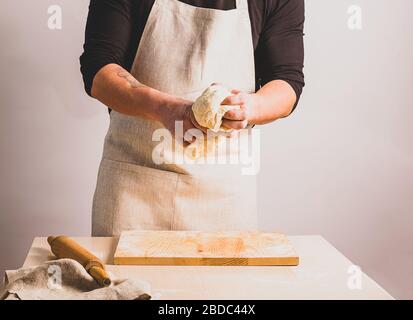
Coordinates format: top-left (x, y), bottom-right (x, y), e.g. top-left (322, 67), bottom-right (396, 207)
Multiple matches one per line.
top-left (1, 300), bottom-right (411, 318)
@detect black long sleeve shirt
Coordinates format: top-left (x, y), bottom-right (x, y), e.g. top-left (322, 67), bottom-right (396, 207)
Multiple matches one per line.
top-left (80, 0), bottom-right (305, 109)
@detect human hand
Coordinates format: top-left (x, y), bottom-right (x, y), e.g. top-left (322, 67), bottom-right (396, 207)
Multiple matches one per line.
top-left (160, 99), bottom-right (208, 146)
top-left (221, 89), bottom-right (258, 130)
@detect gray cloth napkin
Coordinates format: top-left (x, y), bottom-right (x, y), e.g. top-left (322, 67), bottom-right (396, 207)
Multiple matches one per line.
top-left (0, 259), bottom-right (151, 300)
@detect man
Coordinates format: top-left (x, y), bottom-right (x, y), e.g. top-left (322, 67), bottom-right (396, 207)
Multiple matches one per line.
top-left (80, 0), bottom-right (305, 236)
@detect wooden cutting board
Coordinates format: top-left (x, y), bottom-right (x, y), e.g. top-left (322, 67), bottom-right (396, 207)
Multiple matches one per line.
top-left (114, 230), bottom-right (299, 266)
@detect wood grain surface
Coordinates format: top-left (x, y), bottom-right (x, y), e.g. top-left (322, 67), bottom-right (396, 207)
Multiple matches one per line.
top-left (114, 230), bottom-right (299, 266)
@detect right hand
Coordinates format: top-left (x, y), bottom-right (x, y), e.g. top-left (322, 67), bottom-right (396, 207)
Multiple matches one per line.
top-left (160, 100), bottom-right (208, 146)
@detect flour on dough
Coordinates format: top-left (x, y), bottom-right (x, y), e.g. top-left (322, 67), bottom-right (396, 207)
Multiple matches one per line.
top-left (187, 84), bottom-right (240, 160)
top-left (192, 84), bottom-right (240, 133)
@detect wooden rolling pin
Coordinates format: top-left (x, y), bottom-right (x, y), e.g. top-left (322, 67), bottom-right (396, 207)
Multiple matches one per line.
top-left (48, 235), bottom-right (111, 287)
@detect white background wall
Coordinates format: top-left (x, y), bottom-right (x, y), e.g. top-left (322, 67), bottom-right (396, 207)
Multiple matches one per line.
top-left (0, 0), bottom-right (412, 299)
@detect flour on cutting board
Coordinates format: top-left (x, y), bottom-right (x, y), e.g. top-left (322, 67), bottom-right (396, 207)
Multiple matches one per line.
top-left (114, 230), bottom-right (299, 266)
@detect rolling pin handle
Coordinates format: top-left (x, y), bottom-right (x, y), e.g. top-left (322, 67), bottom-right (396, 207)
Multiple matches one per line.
top-left (47, 236), bottom-right (55, 246)
top-left (89, 266), bottom-right (112, 287)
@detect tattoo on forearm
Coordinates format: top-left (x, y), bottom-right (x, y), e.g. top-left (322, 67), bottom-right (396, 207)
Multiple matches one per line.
top-left (117, 68), bottom-right (145, 89)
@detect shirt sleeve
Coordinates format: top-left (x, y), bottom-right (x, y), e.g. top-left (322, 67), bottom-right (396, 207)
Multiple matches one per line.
top-left (257, 0), bottom-right (305, 110)
top-left (79, 0), bottom-right (138, 96)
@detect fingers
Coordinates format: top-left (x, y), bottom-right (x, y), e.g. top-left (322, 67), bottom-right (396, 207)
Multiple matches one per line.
top-left (222, 119), bottom-right (249, 131)
top-left (223, 108), bottom-right (247, 121)
top-left (221, 91), bottom-right (250, 127)
top-left (222, 92), bottom-right (247, 106)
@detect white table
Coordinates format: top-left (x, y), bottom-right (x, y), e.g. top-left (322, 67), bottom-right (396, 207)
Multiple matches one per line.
top-left (21, 235), bottom-right (392, 300)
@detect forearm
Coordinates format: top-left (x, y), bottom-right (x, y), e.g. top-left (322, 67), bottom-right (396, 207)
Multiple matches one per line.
top-left (91, 63), bottom-right (189, 123)
top-left (250, 80), bottom-right (297, 125)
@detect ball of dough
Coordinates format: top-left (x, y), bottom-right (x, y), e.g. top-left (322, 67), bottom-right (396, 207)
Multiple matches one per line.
top-left (192, 84), bottom-right (240, 133)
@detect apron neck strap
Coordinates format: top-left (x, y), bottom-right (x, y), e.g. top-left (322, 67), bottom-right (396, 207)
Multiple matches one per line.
top-left (236, 0), bottom-right (248, 10)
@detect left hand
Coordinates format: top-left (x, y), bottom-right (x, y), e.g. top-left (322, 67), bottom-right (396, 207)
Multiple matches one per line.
top-left (221, 89), bottom-right (257, 131)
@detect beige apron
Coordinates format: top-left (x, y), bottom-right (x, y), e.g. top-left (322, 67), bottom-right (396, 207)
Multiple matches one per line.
top-left (92, 0), bottom-right (258, 236)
